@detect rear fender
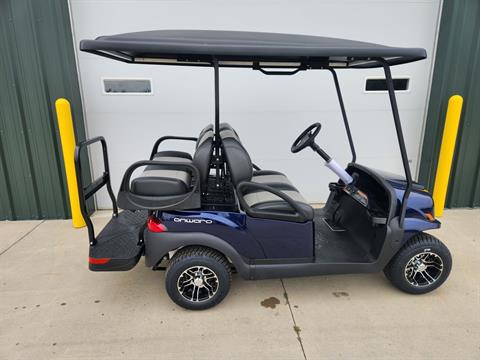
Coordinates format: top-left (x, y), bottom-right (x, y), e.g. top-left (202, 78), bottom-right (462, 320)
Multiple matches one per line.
top-left (144, 230), bottom-right (251, 278)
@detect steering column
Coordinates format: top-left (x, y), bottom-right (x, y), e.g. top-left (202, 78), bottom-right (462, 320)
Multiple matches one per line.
top-left (291, 123), bottom-right (353, 185)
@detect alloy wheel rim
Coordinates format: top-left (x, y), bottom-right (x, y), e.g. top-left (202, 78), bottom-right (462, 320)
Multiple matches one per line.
top-left (404, 251), bottom-right (443, 287)
top-left (177, 266), bottom-right (219, 302)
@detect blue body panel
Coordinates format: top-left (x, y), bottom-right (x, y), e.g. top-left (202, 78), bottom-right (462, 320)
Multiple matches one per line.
top-left (161, 211), bottom-right (264, 259)
top-left (246, 217), bottom-right (314, 259)
top-left (161, 210), bottom-right (314, 260)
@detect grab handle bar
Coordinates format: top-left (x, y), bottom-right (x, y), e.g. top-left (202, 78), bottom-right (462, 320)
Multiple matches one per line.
top-left (74, 136), bottom-right (117, 245)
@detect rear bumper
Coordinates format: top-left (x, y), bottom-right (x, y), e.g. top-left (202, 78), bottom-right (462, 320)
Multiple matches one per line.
top-left (89, 251), bottom-right (143, 271)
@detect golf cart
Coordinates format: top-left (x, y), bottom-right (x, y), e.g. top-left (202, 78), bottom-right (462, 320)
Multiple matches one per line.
top-left (76, 30), bottom-right (452, 310)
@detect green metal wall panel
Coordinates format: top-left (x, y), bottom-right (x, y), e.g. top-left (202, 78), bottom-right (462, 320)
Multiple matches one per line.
top-left (0, 0), bottom-right (91, 220)
top-left (419, 0), bottom-right (480, 208)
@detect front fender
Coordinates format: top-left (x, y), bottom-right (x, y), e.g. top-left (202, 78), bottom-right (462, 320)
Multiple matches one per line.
top-left (404, 217), bottom-right (441, 232)
top-left (403, 217), bottom-right (441, 242)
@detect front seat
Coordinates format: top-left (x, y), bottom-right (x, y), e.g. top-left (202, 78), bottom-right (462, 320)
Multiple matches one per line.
top-left (220, 129), bottom-right (313, 221)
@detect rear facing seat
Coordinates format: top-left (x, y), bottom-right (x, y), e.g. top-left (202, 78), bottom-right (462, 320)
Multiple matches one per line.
top-left (219, 124), bottom-right (313, 220)
top-left (131, 124), bottom-right (213, 197)
top-left (130, 157), bottom-right (193, 196)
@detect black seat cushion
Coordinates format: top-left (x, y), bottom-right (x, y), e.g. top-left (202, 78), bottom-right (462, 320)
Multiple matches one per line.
top-left (131, 164), bottom-right (191, 196)
top-left (243, 186), bottom-right (314, 220)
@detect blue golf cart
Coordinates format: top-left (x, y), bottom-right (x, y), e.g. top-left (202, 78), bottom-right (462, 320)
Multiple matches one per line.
top-left (75, 30), bottom-right (452, 310)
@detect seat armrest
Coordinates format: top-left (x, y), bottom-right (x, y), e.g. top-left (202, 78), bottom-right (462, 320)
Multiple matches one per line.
top-left (236, 181), bottom-right (311, 223)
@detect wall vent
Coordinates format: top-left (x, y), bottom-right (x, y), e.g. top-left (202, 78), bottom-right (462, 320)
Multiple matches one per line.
top-left (365, 78), bottom-right (409, 92)
top-left (102, 78), bottom-right (152, 94)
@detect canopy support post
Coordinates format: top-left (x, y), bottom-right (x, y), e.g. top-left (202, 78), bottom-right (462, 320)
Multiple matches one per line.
top-left (328, 69), bottom-right (356, 163)
top-left (213, 58), bottom-right (220, 139)
top-left (381, 60), bottom-right (412, 227)
top-left (212, 59), bottom-right (222, 187)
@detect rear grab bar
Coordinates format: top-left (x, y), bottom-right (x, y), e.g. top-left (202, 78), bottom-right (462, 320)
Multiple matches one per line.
top-left (149, 136), bottom-right (197, 160)
top-left (74, 136), bottom-right (118, 245)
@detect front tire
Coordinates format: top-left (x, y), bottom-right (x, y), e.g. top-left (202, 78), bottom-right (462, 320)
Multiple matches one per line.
top-left (384, 233), bottom-right (452, 294)
top-left (165, 247), bottom-right (232, 310)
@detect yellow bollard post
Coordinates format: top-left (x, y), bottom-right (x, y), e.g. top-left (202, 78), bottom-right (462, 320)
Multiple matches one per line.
top-left (55, 98), bottom-right (86, 228)
top-left (432, 95), bottom-right (463, 217)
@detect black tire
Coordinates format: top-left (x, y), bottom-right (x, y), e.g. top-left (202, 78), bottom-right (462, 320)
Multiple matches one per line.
top-left (384, 233), bottom-right (452, 294)
top-left (165, 246), bottom-right (232, 310)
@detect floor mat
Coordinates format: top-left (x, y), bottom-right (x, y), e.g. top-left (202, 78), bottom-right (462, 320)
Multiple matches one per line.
top-left (314, 209), bottom-right (373, 263)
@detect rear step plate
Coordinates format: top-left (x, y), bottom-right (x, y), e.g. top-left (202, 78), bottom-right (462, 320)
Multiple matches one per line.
top-left (89, 210), bottom-right (147, 271)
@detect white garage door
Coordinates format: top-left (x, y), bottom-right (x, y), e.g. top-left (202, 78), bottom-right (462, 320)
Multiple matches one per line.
top-left (70, 0), bottom-right (442, 208)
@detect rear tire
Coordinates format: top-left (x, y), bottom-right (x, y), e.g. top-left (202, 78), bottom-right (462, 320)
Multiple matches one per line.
top-left (165, 246), bottom-right (232, 310)
top-left (384, 233), bottom-right (452, 294)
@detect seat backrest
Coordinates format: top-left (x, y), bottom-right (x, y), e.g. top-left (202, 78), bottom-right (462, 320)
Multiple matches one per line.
top-left (220, 125), bottom-right (253, 186)
top-left (193, 127), bottom-right (214, 189)
top-left (196, 124), bottom-right (213, 148)
top-left (219, 123), bottom-right (240, 140)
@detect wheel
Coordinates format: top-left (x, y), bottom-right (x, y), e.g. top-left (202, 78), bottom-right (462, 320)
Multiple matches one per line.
top-left (165, 246), bottom-right (232, 310)
top-left (384, 233), bottom-right (452, 294)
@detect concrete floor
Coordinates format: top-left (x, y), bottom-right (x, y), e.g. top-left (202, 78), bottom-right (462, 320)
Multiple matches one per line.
top-left (0, 209), bottom-right (479, 360)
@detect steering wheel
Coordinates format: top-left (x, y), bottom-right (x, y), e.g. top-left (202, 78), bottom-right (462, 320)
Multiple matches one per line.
top-left (291, 123), bottom-right (322, 153)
